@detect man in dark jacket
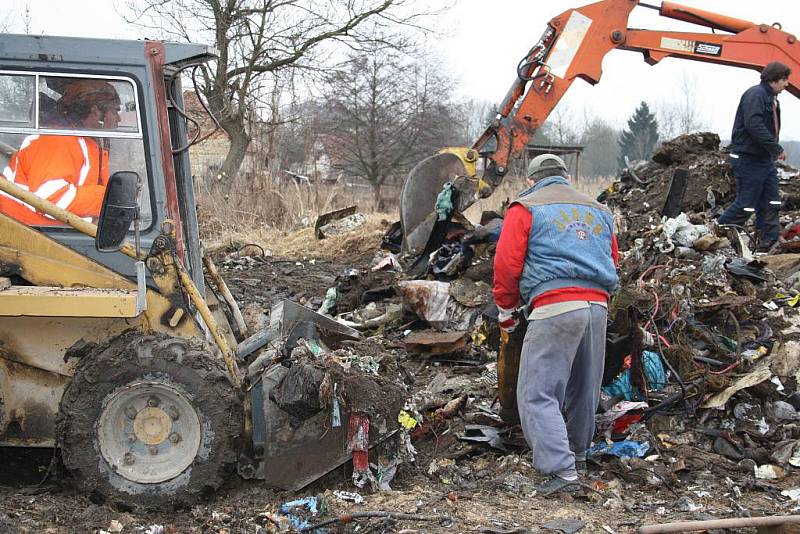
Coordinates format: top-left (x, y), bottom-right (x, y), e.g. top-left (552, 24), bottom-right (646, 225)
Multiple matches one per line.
top-left (493, 154), bottom-right (618, 496)
top-left (718, 62), bottom-right (791, 251)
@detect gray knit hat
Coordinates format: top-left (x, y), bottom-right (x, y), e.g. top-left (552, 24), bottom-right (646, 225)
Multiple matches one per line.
top-left (527, 154), bottom-right (568, 182)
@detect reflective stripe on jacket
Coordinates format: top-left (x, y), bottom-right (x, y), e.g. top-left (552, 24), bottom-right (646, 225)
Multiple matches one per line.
top-left (1, 134), bottom-right (108, 225)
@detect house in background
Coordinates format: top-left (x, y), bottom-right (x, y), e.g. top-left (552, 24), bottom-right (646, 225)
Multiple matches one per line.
top-left (288, 133), bottom-right (345, 185)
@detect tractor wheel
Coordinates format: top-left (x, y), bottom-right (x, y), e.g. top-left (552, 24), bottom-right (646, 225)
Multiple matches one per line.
top-left (57, 331), bottom-right (243, 509)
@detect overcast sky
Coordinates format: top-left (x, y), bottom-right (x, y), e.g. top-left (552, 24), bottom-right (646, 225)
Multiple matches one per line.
top-left (5, 0), bottom-right (800, 140)
top-left (436, 0), bottom-right (800, 141)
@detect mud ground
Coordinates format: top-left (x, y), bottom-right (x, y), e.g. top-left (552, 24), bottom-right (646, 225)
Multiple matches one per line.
top-left (2, 246), bottom-right (800, 532)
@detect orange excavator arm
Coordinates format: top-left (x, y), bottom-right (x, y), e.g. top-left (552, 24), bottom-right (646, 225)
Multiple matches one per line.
top-left (400, 0), bottom-right (798, 253)
top-left (477, 0), bottom-right (799, 186)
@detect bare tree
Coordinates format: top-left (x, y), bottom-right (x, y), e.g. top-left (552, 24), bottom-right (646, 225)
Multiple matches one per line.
top-left (539, 105), bottom-right (580, 146)
top-left (656, 102), bottom-right (680, 141)
top-left (126, 0), bottom-right (434, 181)
top-left (320, 44), bottom-right (463, 207)
top-left (459, 98), bottom-right (496, 143)
top-left (0, 2), bottom-right (34, 33)
top-left (21, 2), bottom-right (32, 34)
top-left (656, 73), bottom-right (707, 140)
top-left (580, 118), bottom-right (620, 178)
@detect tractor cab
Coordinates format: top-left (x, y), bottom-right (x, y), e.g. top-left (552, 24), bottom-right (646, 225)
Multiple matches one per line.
top-left (0, 35), bottom-right (211, 290)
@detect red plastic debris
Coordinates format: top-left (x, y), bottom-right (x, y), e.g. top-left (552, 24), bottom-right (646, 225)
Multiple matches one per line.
top-left (347, 414), bottom-right (370, 472)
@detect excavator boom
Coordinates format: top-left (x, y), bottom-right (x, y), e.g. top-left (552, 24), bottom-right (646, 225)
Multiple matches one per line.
top-left (400, 0), bottom-right (799, 253)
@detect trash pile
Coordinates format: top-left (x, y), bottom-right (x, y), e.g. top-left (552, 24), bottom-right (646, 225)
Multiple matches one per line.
top-left (588, 132), bottom-right (800, 492)
top-left (212, 132), bottom-right (800, 531)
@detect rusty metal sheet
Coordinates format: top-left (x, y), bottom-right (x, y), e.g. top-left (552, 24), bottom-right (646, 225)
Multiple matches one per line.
top-left (497, 321), bottom-right (528, 424)
top-left (314, 205), bottom-right (356, 239)
top-left (144, 40), bottom-right (185, 261)
top-left (405, 330), bottom-right (468, 354)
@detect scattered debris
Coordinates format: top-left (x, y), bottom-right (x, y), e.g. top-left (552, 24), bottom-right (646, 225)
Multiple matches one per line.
top-left (542, 518), bottom-right (586, 533)
top-left (404, 330), bottom-right (469, 354)
top-left (7, 130), bottom-right (800, 532)
top-left (178, 133), bottom-right (800, 530)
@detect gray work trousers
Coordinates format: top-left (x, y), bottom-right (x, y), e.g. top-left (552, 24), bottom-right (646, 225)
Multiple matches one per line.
top-left (516, 304), bottom-right (607, 479)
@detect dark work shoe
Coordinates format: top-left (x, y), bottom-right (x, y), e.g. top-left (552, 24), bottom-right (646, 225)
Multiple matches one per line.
top-left (535, 476), bottom-right (581, 496)
top-left (575, 460), bottom-right (588, 476)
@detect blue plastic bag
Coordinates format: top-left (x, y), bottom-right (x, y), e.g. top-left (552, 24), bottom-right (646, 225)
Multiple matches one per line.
top-left (279, 496), bottom-right (324, 531)
top-left (602, 350), bottom-right (666, 401)
top-left (586, 440), bottom-right (650, 459)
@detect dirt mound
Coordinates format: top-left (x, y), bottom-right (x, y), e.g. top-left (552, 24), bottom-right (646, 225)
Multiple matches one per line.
top-left (652, 131), bottom-right (722, 165)
top-left (601, 132), bottom-right (800, 253)
top-left (602, 133), bottom-right (733, 248)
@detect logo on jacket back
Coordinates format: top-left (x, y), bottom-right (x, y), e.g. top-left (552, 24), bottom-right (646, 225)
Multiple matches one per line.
top-left (554, 207), bottom-right (604, 238)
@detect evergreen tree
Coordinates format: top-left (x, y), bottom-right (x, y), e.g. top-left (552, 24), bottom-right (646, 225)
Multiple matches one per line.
top-left (618, 101), bottom-right (659, 168)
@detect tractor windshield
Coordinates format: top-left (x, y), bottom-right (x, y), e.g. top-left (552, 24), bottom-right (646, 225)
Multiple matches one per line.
top-left (0, 72), bottom-right (152, 227)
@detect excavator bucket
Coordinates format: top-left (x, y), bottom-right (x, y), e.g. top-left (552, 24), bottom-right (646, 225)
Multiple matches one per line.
top-left (399, 149), bottom-right (481, 253)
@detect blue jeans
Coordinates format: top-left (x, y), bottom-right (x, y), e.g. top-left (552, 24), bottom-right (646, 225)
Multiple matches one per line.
top-left (718, 155), bottom-right (780, 244)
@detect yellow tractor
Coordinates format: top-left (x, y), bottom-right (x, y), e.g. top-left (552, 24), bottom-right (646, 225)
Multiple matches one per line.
top-left (0, 34), bottom-right (372, 507)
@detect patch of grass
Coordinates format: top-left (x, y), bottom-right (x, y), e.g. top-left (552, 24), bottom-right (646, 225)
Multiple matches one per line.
top-left (203, 212), bottom-right (394, 260)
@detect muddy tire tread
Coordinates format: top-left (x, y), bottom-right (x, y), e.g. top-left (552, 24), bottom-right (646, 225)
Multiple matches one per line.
top-left (57, 330), bottom-right (243, 509)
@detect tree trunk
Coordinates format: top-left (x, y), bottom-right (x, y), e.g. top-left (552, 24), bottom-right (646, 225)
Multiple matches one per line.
top-left (372, 182), bottom-right (382, 211)
top-left (220, 129), bottom-right (252, 183)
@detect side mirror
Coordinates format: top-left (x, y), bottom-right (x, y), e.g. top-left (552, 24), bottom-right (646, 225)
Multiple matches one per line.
top-left (96, 171), bottom-right (140, 252)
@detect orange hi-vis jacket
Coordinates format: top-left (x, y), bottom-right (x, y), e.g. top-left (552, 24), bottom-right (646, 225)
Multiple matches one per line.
top-left (0, 134), bottom-right (109, 226)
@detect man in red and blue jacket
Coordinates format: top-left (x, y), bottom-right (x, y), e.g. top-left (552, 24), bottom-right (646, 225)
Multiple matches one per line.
top-left (493, 154), bottom-right (619, 495)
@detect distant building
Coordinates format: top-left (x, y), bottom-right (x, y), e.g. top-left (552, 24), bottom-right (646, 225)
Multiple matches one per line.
top-left (288, 134), bottom-right (342, 184)
top-left (287, 133), bottom-right (376, 190)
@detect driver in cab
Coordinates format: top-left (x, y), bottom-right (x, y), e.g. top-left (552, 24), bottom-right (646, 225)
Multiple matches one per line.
top-left (0, 79), bottom-right (120, 225)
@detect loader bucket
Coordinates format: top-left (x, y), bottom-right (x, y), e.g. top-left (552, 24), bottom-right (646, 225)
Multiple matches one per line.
top-left (400, 151), bottom-right (471, 254)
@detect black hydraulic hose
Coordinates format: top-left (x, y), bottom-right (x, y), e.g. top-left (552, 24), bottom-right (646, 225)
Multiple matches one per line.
top-left (167, 63), bottom-right (222, 154)
top-left (517, 26), bottom-right (556, 82)
top-left (167, 64), bottom-right (202, 153)
top-left (649, 316), bottom-right (689, 412)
